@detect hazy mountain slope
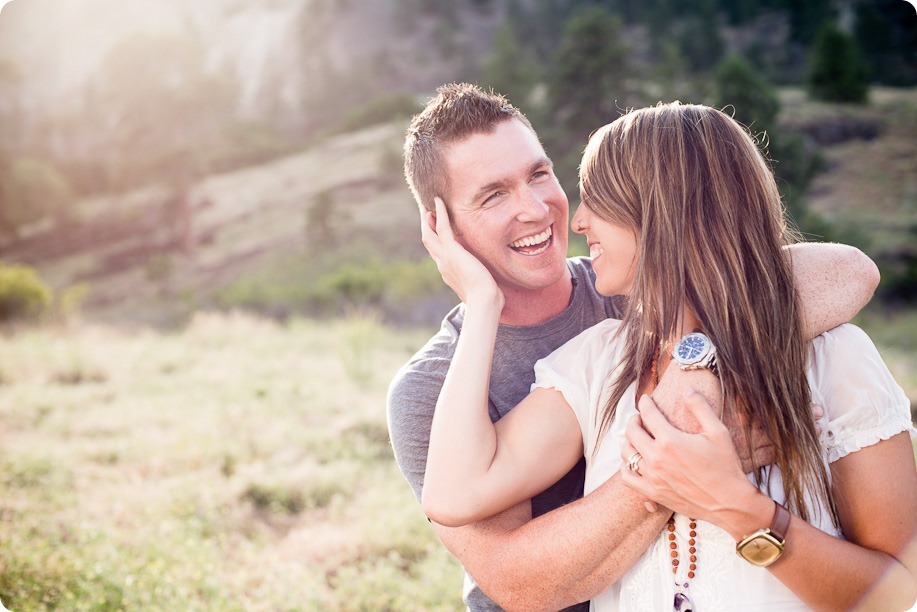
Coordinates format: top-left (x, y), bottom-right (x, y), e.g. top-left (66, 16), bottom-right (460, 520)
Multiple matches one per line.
top-left (3, 120), bottom-right (418, 322)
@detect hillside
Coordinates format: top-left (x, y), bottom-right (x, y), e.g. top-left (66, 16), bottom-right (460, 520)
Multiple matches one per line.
top-left (1, 121), bottom-right (421, 323)
top-left (1, 87), bottom-right (913, 325)
top-left (781, 87), bottom-right (917, 249)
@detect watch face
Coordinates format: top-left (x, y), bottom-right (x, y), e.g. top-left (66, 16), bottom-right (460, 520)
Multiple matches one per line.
top-left (737, 533), bottom-right (784, 567)
top-left (674, 332), bottom-right (710, 365)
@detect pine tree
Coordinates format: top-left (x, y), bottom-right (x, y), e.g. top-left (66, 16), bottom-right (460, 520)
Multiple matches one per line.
top-left (807, 23), bottom-right (869, 104)
top-left (784, 0), bottom-right (835, 44)
top-left (714, 53), bottom-right (823, 229)
top-left (482, 23), bottom-right (539, 108)
top-left (714, 54), bottom-right (779, 133)
top-left (854, 0), bottom-right (917, 86)
top-left (676, 0), bottom-right (725, 72)
top-left (548, 5), bottom-right (631, 141)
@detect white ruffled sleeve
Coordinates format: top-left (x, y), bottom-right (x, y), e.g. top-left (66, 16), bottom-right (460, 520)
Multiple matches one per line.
top-left (532, 319), bottom-right (625, 451)
top-left (808, 324), bottom-right (915, 463)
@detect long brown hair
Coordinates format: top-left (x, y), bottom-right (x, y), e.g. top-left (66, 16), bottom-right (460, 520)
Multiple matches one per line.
top-left (581, 102), bottom-right (834, 523)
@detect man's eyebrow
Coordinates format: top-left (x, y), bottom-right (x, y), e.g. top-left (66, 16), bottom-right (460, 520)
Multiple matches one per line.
top-left (470, 178), bottom-right (509, 204)
top-left (469, 157), bottom-right (553, 204)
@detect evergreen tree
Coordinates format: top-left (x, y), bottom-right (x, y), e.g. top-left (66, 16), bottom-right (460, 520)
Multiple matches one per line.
top-left (714, 54), bottom-right (779, 132)
top-left (714, 53), bottom-right (823, 229)
top-left (807, 23), bottom-right (869, 104)
top-left (482, 23), bottom-right (539, 108)
top-left (716, 0), bottom-right (759, 25)
top-left (676, 0), bottom-right (725, 72)
top-left (854, 0), bottom-right (917, 86)
top-left (511, 0), bottom-right (583, 64)
top-left (782, 0), bottom-right (834, 44)
top-left (548, 5), bottom-right (631, 141)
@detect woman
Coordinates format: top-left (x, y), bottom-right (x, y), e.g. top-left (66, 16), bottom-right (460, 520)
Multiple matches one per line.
top-left (421, 102), bottom-right (917, 610)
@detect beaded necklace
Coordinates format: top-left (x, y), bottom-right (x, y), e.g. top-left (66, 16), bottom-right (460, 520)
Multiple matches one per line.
top-left (669, 516), bottom-right (698, 611)
top-left (652, 345), bottom-right (699, 612)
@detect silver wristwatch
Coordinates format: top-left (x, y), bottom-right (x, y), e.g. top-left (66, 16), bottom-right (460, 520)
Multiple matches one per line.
top-left (671, 331), bottom-right (718, 374)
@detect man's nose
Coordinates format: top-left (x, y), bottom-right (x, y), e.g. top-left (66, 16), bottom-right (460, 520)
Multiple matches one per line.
top-left (514, 186), bottom-right (550, 222)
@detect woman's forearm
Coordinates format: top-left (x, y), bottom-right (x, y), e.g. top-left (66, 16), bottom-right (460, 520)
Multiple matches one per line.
top-left (622, 394), bottom-right (917, 610)
top-left (422, 295), bottom-right (503, 526)
top-left (716, 487), bottom-right (917, 611)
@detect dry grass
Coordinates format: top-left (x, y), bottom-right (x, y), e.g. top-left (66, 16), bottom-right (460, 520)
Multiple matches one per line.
top-left (0, 312), bottom-right (461, 611)
top-left (0, 306), bottom-right (913, 610)
top-left (781, 87), bottom-right (917, 247)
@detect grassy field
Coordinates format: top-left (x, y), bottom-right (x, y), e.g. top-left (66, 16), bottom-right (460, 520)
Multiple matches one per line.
top-left (0, 312), bottom-right (462, 611)
top-left (0, 307), bottom-right (914, 611)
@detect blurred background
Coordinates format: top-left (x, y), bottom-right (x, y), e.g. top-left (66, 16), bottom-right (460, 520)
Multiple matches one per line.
top-left (0, 0), bottom-right (914, 609)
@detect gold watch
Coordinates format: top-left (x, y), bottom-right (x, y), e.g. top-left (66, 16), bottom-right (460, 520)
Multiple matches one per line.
top-left (736, 502), bottom-right (791, 567)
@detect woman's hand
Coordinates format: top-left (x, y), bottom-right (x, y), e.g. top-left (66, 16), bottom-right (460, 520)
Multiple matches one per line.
top-left (421, 197), bottom-right (504, 310)
top-left (620, 390), bottom-right (760, 525)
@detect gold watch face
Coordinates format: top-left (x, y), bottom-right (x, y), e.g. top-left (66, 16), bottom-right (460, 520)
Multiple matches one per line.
top-left (737, 532), bottom-right (784, 567)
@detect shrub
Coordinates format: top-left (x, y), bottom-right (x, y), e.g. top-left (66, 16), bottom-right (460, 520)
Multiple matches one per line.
top-left (0, 263), bottom-right (52, 323)
top-left (0, 156), bottom-right (74, 230)
top-left (242, 482), bottom-right (307, 514)
top-left (57, 282), bottom-right (89, 323)
top-left (215, 256), bottom-right (450, 324)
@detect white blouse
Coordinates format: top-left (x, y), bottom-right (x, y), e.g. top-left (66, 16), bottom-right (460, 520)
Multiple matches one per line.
top-left (533, 321), bottom-right (914, 611)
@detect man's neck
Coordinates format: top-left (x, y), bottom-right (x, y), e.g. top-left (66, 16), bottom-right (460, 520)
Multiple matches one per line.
top-left (497, 268), bottom-right (574, 327)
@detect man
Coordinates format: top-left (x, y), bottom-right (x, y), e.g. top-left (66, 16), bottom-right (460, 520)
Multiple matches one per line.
top-left (387, 83), bottom-right (879, 610)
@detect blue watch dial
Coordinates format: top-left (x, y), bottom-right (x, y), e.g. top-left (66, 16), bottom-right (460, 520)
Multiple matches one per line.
top-left (674, 332), bottom-right (711, 365)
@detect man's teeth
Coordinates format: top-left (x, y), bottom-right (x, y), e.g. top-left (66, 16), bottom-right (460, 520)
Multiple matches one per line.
top-left (510, 227), bottom-right (552, 248)
top-left (590, 243), bottom-right (605, 259)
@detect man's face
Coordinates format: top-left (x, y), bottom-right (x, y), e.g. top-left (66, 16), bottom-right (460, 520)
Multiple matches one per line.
top-left (441, 119), bottom-right (570, 295)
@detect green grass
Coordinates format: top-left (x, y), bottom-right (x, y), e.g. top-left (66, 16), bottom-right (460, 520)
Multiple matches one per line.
top-left (0, 312), bottom-right (462, 610)
top-left (0, 308), bottom-right (913, 610)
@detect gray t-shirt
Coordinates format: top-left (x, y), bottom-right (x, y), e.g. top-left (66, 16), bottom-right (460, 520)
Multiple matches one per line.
top-left (386, 257), bottom-right (622, 611)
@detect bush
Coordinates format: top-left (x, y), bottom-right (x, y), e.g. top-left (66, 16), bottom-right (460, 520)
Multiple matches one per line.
top-left (0, 263), bottom-right (52, 323)
top-left (215, 256), bottom-right (449, 323)
top-left (0, 156), bottom-right (74, 231)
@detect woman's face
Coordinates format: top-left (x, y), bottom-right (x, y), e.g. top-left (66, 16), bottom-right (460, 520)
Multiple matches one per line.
top-left (571, 201), bottom-right (638, 297)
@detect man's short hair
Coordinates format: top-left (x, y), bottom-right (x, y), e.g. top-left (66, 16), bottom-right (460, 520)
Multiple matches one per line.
top-left (404, 82), bottom-right (535, 212)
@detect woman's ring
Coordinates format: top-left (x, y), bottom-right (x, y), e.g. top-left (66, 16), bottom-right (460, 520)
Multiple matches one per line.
top-left (626, 452), bottom-right (643, 473)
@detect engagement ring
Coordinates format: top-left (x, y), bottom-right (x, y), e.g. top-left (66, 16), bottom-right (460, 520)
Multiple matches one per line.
top-left (627, 452), bottom-right (643, 474)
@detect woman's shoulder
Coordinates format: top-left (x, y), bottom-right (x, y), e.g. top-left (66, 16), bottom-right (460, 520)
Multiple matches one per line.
top-left (809, 323), bottom-right (914, 462)
top-left (563, 318), bottom-right (626, 356)
top-left (809, 322), bottom-right (872, 352)
top-left (534, 319), bottom-right (625, 387)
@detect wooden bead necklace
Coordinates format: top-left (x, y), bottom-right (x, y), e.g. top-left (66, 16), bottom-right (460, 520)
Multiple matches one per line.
top-left (654, 346), bottom-right (699, 611)
top-left (668, 515), bottom-right (698, 611)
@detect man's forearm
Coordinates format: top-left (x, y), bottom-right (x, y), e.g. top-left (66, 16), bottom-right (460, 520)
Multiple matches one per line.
top-left (785, 242), bottom-right (879, 339)
top-left (450, 476), bottom-right (669, 610)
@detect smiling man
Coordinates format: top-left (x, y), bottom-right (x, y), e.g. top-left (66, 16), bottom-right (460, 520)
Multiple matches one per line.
top-left (386, 83), bottom-right (880, 611)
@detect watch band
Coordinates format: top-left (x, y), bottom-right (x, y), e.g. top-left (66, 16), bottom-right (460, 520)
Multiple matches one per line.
top-left (769, 502), bottom-right (791, 543)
